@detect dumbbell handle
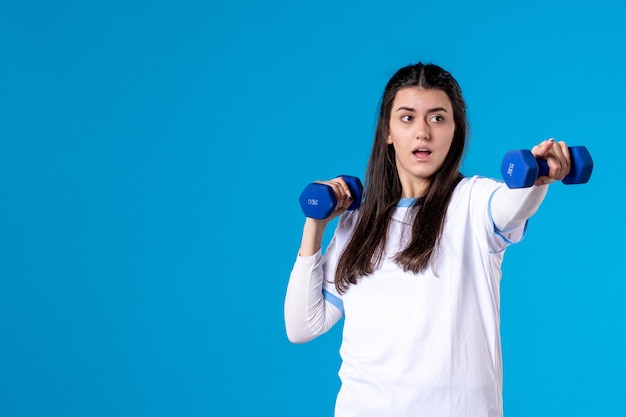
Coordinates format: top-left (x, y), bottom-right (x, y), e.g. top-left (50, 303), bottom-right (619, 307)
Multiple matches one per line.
top-left (535, 158), bottom-right (551, 178)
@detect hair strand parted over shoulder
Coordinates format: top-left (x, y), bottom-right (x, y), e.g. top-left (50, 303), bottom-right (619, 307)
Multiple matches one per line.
top-left (334, 62), bottom-right (469, 293)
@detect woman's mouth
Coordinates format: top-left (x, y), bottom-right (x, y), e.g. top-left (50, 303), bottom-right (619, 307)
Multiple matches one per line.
top-left (412, 148), bottom-right (432, 160)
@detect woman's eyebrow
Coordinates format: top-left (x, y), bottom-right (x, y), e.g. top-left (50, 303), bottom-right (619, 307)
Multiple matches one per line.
top-left (395, 106), bottom-right (449, 113)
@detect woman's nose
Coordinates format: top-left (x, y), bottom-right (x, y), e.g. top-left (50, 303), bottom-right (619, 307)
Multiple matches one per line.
top-left (415, 118), bottom-right (430, 140)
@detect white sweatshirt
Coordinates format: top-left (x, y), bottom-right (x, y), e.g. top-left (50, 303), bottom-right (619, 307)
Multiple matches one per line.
top-left (284, 176), bottom-right (548, 417)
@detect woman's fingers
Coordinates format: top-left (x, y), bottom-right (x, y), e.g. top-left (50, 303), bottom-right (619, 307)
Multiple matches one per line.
top-left (315, 177), bottom-right (353, 213)
top-left (532, 138), bottom-right (571, 183)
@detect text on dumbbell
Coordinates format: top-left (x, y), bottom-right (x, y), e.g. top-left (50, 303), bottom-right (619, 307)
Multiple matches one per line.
top-left (506, 163), bottom-right (514, 176)
top-left (307, 199), bottom-right (319, 206)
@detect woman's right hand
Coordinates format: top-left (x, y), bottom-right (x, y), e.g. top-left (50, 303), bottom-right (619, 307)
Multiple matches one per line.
top-left (305, 176), bottom-right (355, 224)
top-left (299, 176), bottom-right (354, 256)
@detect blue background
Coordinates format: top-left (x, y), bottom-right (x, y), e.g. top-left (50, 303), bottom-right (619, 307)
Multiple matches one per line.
top-left (1, 0), bottom-right (624, 416)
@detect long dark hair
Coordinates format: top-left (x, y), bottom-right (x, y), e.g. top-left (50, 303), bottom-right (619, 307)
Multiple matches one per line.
top-left (335, 62), bottom-right (469, 293)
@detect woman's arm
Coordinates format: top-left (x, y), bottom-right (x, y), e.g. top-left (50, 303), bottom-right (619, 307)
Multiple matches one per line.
top-left (491, 138), bottom-right (571, 230)
top-left (284, 249), bottom-right (343, 344)
top-left (491, 184), bottom-right (548, 231)
top-left (284, 177), bottom-right (353, 343)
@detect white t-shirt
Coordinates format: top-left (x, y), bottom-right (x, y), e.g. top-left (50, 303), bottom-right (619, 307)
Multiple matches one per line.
top-left (286, 176), bottom-right (544, 417)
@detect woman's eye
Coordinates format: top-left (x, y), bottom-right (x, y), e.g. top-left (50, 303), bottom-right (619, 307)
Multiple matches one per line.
top-left (401, 115), bottom-right (413, 122)
top-left (430, 115), bottom-right (444, 122)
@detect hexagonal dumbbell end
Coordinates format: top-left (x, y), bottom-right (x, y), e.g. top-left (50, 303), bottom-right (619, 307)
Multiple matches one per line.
top-left (500, 150), bottom-right (540, 188)
top-left (562, 146), bottom-right (593, 185)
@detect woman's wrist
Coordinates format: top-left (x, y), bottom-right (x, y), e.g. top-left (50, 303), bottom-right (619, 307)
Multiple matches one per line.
top-left (298, 218), bottom-right (326, 256)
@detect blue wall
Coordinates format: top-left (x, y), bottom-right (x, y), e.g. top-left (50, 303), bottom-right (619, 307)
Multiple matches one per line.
top-left (1, 0), bottom-right (624, 415)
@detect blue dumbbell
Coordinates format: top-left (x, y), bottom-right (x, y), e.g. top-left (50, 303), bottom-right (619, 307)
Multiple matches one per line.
top-left (299, 175), bottom-right (363, 219)
top-left (500, 146), bottom-right (593, 189)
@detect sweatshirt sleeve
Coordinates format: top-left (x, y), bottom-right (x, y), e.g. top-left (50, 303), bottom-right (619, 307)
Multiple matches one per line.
top-left (284, 250), bottom-right (344, 344)
top-left (490, 183), bottom-right (549, 233)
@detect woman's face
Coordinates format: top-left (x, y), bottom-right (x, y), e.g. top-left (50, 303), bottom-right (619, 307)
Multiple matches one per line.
top-left (386, 87), bottom-right (455, 197)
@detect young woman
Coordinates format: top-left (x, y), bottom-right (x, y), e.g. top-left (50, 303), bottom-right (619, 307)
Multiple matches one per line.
top-left (284, 62), bottom-right (571, 417)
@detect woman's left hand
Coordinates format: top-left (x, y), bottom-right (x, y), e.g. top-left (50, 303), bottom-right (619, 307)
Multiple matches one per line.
top-left (531, 138), bottom-right (571, 185)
